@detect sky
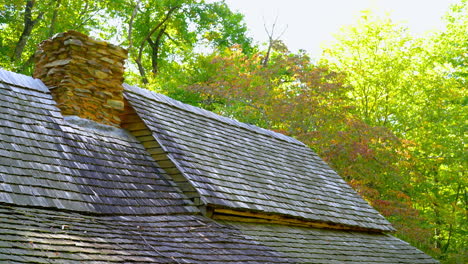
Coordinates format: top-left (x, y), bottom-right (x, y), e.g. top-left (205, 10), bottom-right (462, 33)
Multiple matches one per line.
top-left (223, 0), bottom-right (459, 58)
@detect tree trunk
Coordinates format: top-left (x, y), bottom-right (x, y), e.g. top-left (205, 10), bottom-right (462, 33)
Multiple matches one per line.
top-left (147, 27), bottom-right (166, 75)
top-left (262, 38), bottom-right (272, 66)
top-left (261, 17), bottom-right (286, 66)
top-left (136, 5), bottom-right (178, 83)
top-left (441, 183), bottom-right (462, 253)
top-left (12, 0), bottom-right (44, 62)
top-left (432, 167), bottom-right (442, 250)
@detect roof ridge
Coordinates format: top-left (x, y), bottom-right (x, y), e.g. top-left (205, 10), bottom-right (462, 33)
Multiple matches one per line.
top-left (0, 68), bottom-right (49, 93)
top-left (123, 83), bottom-right (306, 147)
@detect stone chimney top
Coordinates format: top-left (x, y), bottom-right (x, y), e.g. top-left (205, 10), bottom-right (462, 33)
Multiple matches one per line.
top-left (34, 31), bottom-right (128, 127)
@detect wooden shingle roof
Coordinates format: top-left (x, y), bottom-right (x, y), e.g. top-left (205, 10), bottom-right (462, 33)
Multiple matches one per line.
top-left (0, 68), bottom-right (438, 263)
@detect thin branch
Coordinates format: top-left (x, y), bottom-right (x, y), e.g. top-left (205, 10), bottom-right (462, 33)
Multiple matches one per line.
top-left (48, 0), bottom-right (62, 37)
top-left (441, 182), bottom-right (462, 253)
top-left (127, 0), bottom-right (140, 50)
top-left (163, 31), bottom-right (178, 45)
top-left (136, 233), bottom-right (182, 264)
top-left (76, 0), bottom-right (89, 22)
top-left (71, 1), bottom-right (101, 30)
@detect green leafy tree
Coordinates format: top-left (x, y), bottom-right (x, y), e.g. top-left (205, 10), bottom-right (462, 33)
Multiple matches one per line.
top-left (103, 0), bottom-right (251, 84)
top-left (0, 0), bottom-right (106, 73)
top-left (0, 0), bottom-right (251, 81)
top-left (321, 11), bottom-right (422, 129)
top-left (413, 1), bottom-right (467, 261)
top-left (321, 6), bottom-right (467, 262)
top-left (435, 0), bottom-right (468, 83)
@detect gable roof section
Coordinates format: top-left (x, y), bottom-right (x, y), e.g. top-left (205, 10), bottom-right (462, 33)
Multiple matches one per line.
top-left (124, 84), bottom-right (394, 232)
top-left (0, 69), bottom-right (195, 215)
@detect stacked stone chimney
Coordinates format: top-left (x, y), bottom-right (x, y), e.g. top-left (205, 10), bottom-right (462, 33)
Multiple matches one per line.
top-left (34, 31), bottom-right (128, 127)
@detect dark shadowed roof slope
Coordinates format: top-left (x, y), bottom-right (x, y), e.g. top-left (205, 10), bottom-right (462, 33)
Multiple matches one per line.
top-left (124, 84), bottom-right (394, 232)
top-left (0, 69), bottom-right (195, 216)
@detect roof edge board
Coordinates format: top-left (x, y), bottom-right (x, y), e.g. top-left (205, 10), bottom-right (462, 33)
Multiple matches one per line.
top-left (210, 206), bottom-right (395, 233)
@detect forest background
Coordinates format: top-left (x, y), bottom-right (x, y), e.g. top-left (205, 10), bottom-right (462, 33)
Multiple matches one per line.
top-left (0, 0), bottom-right (466, 263)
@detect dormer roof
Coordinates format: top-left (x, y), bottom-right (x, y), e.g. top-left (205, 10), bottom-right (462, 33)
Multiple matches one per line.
top-left (124, 84), bottom-right (394, 232)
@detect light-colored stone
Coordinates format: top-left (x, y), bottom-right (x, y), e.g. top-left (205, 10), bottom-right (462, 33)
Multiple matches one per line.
top-left (107, 99), bottom-right (124, 110)
top-left (64, 38), bottom-right (84, 46)
top-left (44, 59), bottom-right (71, 68)
top-left (74, 88), bottom-right (91, 94)
top-left (108, 47), bottom-right (128, 59)
top-left (99, 57), bottom-right (115, 64)
top-left (93, 69), bottom-right (109, 79)
top-left (92, 39), bottom-right (108, 46)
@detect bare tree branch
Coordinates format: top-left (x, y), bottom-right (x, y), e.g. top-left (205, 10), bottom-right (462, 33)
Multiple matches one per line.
top-left (127, 0), bottom-right (140, 50)
top-left (262, 15), bottom-right (287, 66)
top-left (163, 32), bottom-right (178, 45)
top-left (71, 2), bottom-right (101, 30)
